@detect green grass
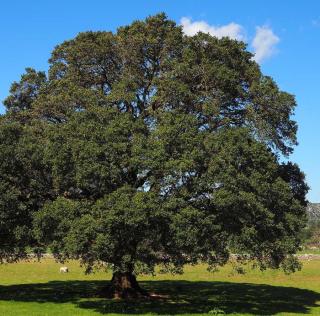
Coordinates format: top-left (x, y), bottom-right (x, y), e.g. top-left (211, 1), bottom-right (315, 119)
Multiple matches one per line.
top-left (0, 259), bottom-right (319, 315)
top-left (298, 248), bottom-right (320, 255)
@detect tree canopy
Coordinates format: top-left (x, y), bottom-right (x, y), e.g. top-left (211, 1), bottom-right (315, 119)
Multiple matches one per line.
top-left (0, 13), bottom-right (308, 297)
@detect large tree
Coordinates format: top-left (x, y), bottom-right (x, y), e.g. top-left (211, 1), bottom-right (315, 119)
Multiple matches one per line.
top-left (1, 14), bottom-right (308, 298)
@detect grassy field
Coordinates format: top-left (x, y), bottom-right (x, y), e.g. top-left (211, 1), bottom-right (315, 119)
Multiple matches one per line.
top-left (298, 248), bottom-right (320, 255)
top-left (0, 259), bottom-right (319, 315)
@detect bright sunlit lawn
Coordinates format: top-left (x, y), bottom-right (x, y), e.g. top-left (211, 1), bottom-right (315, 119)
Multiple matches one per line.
top-left (0, 258), bottom-right (319, 315)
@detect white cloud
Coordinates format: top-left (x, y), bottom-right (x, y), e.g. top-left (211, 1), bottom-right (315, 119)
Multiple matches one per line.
top-left (252, 26), bottom-right (280, 63)
top-left (180, 18), bottom-right (280, 64)
top-left (180, 17), bottom-right (245, 41)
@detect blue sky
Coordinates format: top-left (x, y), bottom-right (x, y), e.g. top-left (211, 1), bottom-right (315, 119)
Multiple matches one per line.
top-left (0, 0), bottom-right (319, 201)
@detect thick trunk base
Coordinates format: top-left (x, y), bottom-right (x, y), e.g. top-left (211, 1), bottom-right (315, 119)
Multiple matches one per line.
top-left (100, 272), bottom-right (149, 299)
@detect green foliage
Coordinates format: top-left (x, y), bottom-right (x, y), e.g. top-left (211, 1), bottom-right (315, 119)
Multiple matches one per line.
top-left (1, 14), bottom-right (308, 276)
top-left (3, 68), bottom-right (47, 113)
top-left (302, 222), bottom-right (320, 248)
top-left (0, 119), bottom-right (51, 261)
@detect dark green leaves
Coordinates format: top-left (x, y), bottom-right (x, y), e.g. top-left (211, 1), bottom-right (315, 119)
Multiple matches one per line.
top-left (3, 68), bottom-right (47, 113)
top-left (1, 14), bottom-right (307, 275)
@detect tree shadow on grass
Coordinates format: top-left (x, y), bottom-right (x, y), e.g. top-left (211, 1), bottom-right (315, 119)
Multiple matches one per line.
top-left (0, 280), bottom-right (319, 315)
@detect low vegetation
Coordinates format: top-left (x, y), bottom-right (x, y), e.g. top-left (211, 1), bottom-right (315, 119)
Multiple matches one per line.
top-left (302, 204), bottom-right (320, 251)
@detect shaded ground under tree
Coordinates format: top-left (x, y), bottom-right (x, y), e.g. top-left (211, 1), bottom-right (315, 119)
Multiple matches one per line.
top-left (0, 280), bottom-right (319, 315)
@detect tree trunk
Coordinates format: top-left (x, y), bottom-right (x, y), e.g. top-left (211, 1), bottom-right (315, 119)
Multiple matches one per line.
top-left (100, 271), bottom-right (148, 299)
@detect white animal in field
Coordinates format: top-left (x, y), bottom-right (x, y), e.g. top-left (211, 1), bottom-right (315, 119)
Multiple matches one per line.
top-left (59, 266), bottom-right (69, 273)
